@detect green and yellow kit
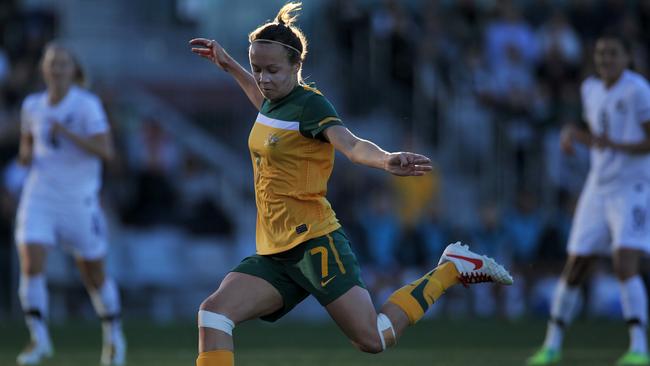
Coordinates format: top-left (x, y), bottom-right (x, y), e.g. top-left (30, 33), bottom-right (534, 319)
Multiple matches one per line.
top-left (233, 85), bottom-right (365, 320)
top-left (248, 84), bottom-right (343, 255)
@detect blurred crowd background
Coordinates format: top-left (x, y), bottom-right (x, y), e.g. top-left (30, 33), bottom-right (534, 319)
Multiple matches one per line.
top-left (0, 0), bottom-right (649, 323)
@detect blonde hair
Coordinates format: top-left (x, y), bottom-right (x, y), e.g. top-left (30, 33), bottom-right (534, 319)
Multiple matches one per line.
top-left (249, 2), bottom-right (308, 82)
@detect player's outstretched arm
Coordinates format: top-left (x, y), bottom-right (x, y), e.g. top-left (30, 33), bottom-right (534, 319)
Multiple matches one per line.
top-left (324, 125), bottom-right (432, 176)
top-left (189, 38), bottom-right (263, 111)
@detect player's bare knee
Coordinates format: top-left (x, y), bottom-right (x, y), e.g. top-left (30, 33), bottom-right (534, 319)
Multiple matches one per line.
top-left (351, 328), bottom-right (384, 354)
top-left (613, 266), bottom-right (637, 281)
top-left (22, 264), bottom-right (43, 277)
top-left (21, 256), bottom-right (44, 276)
top-left (356, 337), bottom-right (384, 354)
top-left (563, 257), bottom-right (592, 286)
top-left (79, 266), bottom-right (105, 290)
top-left (564, 272), bottom-right (583, 287)
top-left (199, 294), bottom-right (220, 312)
top-left (199, 293), bottom-right (234, 318)
top-left (21, 259), bottom-right (44, 277)
top-left (85, 271), bottom-right (105, 290)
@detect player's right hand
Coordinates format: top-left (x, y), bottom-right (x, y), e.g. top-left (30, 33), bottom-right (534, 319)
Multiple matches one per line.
top-left (560, 124), bottom-right (575, 155)
top-left (189, 38), bottom-right (232, 71)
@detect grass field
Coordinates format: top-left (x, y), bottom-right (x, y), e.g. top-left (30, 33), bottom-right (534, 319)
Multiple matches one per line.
top-left (0, 319), bottom-right (628, 366)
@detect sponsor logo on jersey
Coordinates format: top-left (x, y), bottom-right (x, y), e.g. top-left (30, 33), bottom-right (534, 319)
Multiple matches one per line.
top-left (632, 206), bottom-right (647, 232)
top-left (295, 224), bottom-right (308, 234)
top-left (615, 99), bottom-right (627, 115)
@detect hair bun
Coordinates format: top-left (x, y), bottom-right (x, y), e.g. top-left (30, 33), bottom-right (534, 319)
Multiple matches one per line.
top-left (275, 2), bottom-right (301, 27)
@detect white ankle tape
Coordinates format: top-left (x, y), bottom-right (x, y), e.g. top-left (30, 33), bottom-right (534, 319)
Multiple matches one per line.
top-left (198, 310), bottom-right (235, 336)
top-left (377, 313), bottom-right (396, 350)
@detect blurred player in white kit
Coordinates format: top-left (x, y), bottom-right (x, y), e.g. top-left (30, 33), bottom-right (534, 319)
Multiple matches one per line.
top-left (15, 42), bottom-right (125, 366)
top-left (528, 33), bottom-right (650, 366)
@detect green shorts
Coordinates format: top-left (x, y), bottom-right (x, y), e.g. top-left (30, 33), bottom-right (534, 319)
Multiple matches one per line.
top-left (231, 227), bottom-right (365, 322)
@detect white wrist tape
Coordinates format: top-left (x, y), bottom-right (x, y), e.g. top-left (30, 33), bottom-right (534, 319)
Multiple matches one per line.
top-left (377, 313), bottom-right (397, 350)
top-left (198, 310), bottom-right (235, 336)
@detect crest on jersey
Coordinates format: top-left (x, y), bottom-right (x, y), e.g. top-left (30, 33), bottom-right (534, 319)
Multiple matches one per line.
top-left (615, 99), bottom-right (627, 115)
top-left (265, 133), bottom-right (280, 147)
top-left (632, 206), bottom-right (647, 232)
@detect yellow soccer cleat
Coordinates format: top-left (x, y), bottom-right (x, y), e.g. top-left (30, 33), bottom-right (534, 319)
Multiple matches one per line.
top-left (617, 351), bottom-right (650, 366)
top-left (526, 347), bottom-right (561, 365)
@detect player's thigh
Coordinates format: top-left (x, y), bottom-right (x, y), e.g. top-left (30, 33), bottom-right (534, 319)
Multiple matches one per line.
top-left (325, 285), bottom-right (381, 351)
top-left (201, 272), bottom-right (284, 324)
top-left (290, 228), bottom-right (366, 307)
top-left (567, 188), bottom-right (610, 256)
top-left (60, 202), bottom-right (109, 260)
top-left (608, 181), bottom-right (650, 255)
top-left (15, 199), bottom-right (57, 273)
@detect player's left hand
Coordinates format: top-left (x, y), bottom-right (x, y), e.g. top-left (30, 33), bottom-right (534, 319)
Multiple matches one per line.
top-left (50, 121), bottom-right (62, 134)
top-left (50, 121), bottom-right (70, 136)
top-left (384, 152), bottom-right (433, 176)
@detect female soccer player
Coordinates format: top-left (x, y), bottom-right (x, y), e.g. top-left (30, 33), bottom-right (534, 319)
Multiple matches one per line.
top-left (527, 34), bottom-right (650, 366)
top-left (190, 4), bottom-right (512, 365)
top-left (16, 42), bottom-right (125, 366)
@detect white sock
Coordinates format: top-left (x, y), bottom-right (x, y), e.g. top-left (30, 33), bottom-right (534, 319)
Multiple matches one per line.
top-left (543, 279), bottom-right (581, 351)
top-left (89, 278), bottom-right (122, 343)
top-left (620, 276), bottom-right (648, 354)
top-left (18, 274), bottom-right (50, 344)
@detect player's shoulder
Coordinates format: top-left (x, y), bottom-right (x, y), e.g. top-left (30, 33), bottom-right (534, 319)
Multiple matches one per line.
top-left (622, 70), bottom-right (650, 92)
top-left (71, 86), bottom-right (102, 105)
top-left (21, 91), bottom-right (46, 110)
top-left (580, 75), bottom-right (601, 93)
top-left (299, 85), bottom-right (336, 110)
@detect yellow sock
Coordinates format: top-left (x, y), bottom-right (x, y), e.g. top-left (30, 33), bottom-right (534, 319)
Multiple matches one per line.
top-left (196, 350), bottom-right (234, 366)
top-left (388, 262), bottom-right (460, 324)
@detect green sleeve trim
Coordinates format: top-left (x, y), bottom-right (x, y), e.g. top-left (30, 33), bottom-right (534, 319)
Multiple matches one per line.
top-left (299, 93), bottom-right (344, 141)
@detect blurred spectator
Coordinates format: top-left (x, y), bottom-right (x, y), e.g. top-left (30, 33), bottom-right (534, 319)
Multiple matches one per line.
top-left (503, 189), bottom-right (545, 264)
top-left (536, 189), bottom-right (576, 271)
top-left (360, 187), bottom-right (399, 270)
top-left (370, 0), bottom-right (417, 117)
top-left (568, 0), bottom-right (621, 41)
top-left (484, 1), bottom-right (539, 74)
top-left (418, 202), bottom-right (448, 265)
top-left (121, 118), bottom-right (182, 226)
top-left (327, 0), bottom-right (370, 114)
top-left (0, 47), bottom-right (9, 86)
top-left (620, 11), bottom-right (649, 77)
top-left (176, 153), bottom-right (233, 237)
top-left (472, 202), bottom-right (509, 263)
top-left (538, 10), bottom-right (582, 65)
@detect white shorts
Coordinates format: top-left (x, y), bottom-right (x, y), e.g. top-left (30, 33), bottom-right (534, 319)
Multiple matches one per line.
top-left (568, 181), bottom-right (650, 256)
top-left (15, 195), bottom-right (108, 260)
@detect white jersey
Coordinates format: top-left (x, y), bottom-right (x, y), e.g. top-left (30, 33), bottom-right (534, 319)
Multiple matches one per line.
top-left (20, 86), bottom-right (109, 202)
top-left (581, 70), bottom-right (650, 189)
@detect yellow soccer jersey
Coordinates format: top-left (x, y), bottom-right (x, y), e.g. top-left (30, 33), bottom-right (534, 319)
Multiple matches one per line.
top-left (248, 85), bottom-right (344, 255)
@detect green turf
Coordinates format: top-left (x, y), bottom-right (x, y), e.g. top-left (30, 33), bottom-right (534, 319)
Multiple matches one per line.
top-left (0, 319), bottom-right (627, 366)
